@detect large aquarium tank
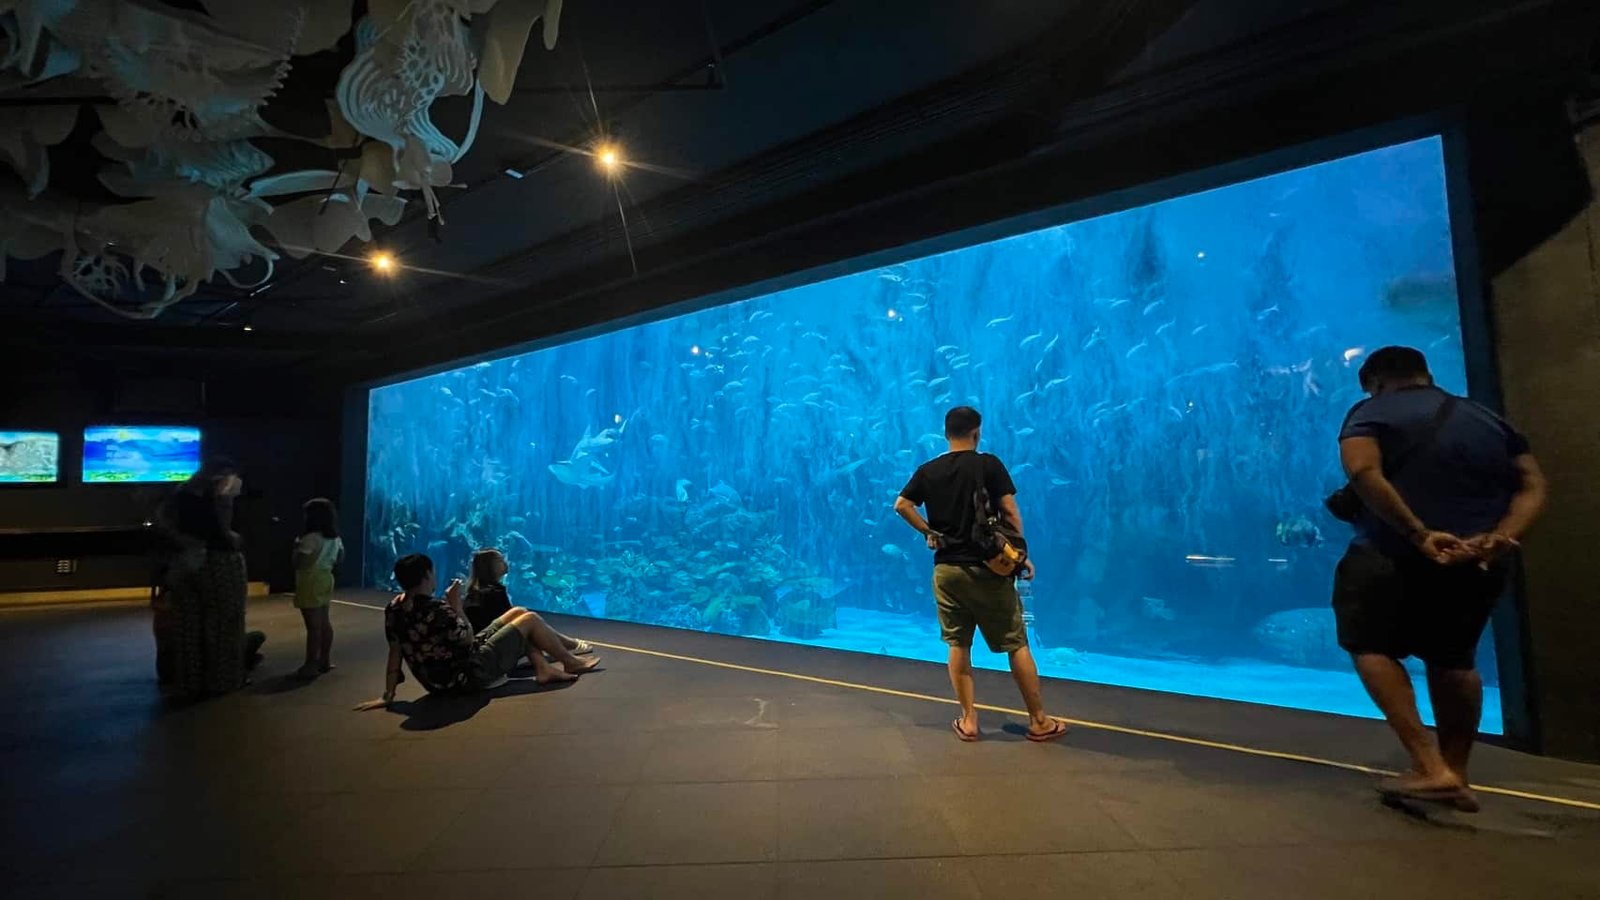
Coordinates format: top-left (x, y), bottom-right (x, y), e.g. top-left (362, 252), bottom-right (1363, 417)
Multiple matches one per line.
top-left (366, 135), bottom-right (1501, 732)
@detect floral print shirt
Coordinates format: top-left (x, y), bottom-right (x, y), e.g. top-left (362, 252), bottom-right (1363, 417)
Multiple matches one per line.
top-left (384, 593), bottom-right (473, 693)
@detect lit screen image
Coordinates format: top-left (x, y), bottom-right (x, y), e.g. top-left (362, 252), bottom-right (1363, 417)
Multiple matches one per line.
top-left (0, 431), bottom-right (61, 483)
top-left (83, 427), bottom-right (203, 484)
top-left (366, 137), bottom-right (1498, 730)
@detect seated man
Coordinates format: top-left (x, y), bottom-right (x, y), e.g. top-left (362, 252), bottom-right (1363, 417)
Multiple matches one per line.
top-left (357, 553), bottom-right (600, 711)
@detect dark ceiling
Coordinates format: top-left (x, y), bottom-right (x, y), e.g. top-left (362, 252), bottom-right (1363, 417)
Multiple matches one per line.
top-left (1, 0), bottom-right (1596, 386)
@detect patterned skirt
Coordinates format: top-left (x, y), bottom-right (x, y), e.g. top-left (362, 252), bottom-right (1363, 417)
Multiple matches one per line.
top-left (168, 548), bottom-right (249, 698)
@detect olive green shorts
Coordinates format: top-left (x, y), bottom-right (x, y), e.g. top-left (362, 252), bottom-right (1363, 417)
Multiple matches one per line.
top-left (933, 564), bottom-right (1027, 653)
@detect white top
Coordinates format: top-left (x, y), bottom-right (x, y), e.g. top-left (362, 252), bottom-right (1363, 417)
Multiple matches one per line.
top-left (295, 532), bottom-right (343, 572)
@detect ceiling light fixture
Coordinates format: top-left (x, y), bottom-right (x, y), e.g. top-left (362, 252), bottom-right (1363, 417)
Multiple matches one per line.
top-left (595, 142), bottom-right (622, 174)
top-left (370, 251), bottom-right (397, 274)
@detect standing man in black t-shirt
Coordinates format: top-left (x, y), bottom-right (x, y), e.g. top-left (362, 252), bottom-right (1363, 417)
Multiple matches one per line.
top-left (894, 406), bottom-right (1067, 743)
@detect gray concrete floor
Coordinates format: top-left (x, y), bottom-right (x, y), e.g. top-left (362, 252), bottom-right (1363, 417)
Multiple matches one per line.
top-left (3, 591), bottom-right (1599, 899)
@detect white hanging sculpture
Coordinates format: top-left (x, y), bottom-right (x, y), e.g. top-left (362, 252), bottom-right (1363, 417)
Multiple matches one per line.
top-left (0, 0), bottom-right (566, 318)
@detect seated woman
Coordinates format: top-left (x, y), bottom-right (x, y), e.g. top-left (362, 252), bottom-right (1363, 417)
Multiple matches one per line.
top-left (464, 547), bottom-right (595, 657)
top-left (358, 553), bottom-right (600, 710)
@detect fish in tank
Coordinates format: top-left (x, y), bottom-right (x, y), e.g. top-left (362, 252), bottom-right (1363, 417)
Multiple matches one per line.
top-left (83, 426), bottom-right (203, 484)
top-left (365, 135), bottom-right (1502, 732)
top-left (0, 431), bottom-right (61, 483)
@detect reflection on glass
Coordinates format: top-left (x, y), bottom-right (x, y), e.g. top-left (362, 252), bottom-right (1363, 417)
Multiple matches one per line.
top-left (366, 137), bottom-right (1497, 731)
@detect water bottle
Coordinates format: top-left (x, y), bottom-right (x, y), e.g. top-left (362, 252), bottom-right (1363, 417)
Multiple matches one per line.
top-left (1017, 577), bottom-right (1038, 647)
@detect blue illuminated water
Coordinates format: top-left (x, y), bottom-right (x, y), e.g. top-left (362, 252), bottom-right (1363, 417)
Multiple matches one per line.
top-left (366, 136), bottom-right (1501, 732)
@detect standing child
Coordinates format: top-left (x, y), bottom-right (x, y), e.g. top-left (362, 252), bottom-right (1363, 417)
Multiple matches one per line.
top-left (293, 498), bottom-right (343, 678)
top-left (465, 548), bottom-right (595, 656)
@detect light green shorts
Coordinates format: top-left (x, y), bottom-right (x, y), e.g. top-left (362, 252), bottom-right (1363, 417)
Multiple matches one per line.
top-left (933, 564), bottom-right (1026, 653)
top-left (293, 569), bottom-right (334, 610)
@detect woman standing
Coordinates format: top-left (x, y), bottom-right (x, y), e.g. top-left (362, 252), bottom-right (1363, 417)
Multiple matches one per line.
top-left (293, 498), bottom-right (343, 678)
top-left (160, 458), bottom-right (251, 699)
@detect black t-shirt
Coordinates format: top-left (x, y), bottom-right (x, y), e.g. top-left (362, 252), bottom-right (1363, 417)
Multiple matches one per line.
top-left (165, 489), bottom-right (236, 551)
top-left (899, 450), bottom-right (1018, 565)
top-left (464, 583), bottom-right (513, 633)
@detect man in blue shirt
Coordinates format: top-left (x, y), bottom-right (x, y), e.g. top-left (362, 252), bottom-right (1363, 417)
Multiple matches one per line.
top-left (1335, 347), bottom-right (1546, 812)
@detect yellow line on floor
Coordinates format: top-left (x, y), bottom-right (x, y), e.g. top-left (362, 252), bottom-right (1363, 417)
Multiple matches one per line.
top-left (330, 598), bottom-right (1600, 813)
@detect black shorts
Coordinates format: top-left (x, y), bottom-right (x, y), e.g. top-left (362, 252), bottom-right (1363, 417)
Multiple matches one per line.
top-left (1331, 542), bottom-right (1505, 670)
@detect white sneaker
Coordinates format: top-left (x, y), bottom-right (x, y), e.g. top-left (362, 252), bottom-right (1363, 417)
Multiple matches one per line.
top-left (484, 675), bottom-right (510, 689)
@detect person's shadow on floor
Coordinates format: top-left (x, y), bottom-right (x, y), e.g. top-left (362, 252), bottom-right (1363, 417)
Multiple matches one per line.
top-left (388, 677), bottom-right (577, 731)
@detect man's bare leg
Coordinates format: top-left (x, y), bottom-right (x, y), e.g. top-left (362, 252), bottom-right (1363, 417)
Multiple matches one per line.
top-left (1006, 645), bottom-right (1056, 735)
top-left (526, 641), bottom-right (577, 685)
top-left (496, 606), bottom-right (586, 653)
top-left (1425, 665), bottom-right (1483, 783)
top-left (948, 645), bottom-right (978, 737)
top-left (1352, 653), bottom-right (1459, 789)
top-left (512, 611), bottom-right (600, 673)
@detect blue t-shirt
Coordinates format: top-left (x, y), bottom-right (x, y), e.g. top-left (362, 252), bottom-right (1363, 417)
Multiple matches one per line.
top-left (1338, 385), bottom-right (1529, 553)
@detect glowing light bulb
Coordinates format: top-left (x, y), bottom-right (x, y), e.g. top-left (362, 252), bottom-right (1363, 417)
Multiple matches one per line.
top-left (370, 251), bottom-right (396, 273)
top-left (596, 143), bottom-right (622, 173)
top-left (242, 325), bottom-right (254, 332)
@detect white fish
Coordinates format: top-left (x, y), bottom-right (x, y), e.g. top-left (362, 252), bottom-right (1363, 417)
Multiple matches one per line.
top-left (986, 315), bottom-right (1015, 328)
top-left (1043, 377), bottom-right (1069, 390)
top-left (1020, 332), bottom-right (1044, 348)
top-left (927, 376), bottom-right (951, 390)
top-left (881, 544), bottom-right (908, 559)
top-left (1125, 342), bottom-right (1148, 358)
top-left (1143, 300), bottom-right (1166, 316)
top-left (1155, 320), bottom-right (1176, 337)
top-left (1081, 328), bottom-right (1104, 350)
top-left (1191, 325), bottom-right (1208, 336)
top-left (1015, 427), bottom-right (1036, 437)
top-left (936, 344), bottom-right (960, 354)
top-left (1043, 334), bottom-right (1060, 352)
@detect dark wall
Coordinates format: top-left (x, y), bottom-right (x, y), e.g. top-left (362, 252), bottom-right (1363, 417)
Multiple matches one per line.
top-left (1467, 102), bottom-right (1600, 763)
top-left (0, 366), bottom-right (342, 594)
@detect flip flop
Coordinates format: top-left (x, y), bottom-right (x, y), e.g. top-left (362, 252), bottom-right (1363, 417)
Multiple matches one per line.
top-left (951, 718), bottom-right (980, 742)
top-left (1026, 720), bottom-right (1069, 742)
top-left (1377, 778), bottom-right (1475, 811)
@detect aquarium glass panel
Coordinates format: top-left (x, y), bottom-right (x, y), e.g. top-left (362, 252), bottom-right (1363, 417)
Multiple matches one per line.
top-left (367, 136), bottom-right (1499, 731)
top-left (83, 426), bottom-right (202, 484)
top-left (0, 431), bottom-right (60, 483)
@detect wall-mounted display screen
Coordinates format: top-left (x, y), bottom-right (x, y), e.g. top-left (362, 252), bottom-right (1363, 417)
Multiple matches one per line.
top-left (0, 431), bottom-right (61, 483)
top-left (82, 427), bottom-right (202, 484)
top-left (365, 136), bottom-right (1498, 730)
